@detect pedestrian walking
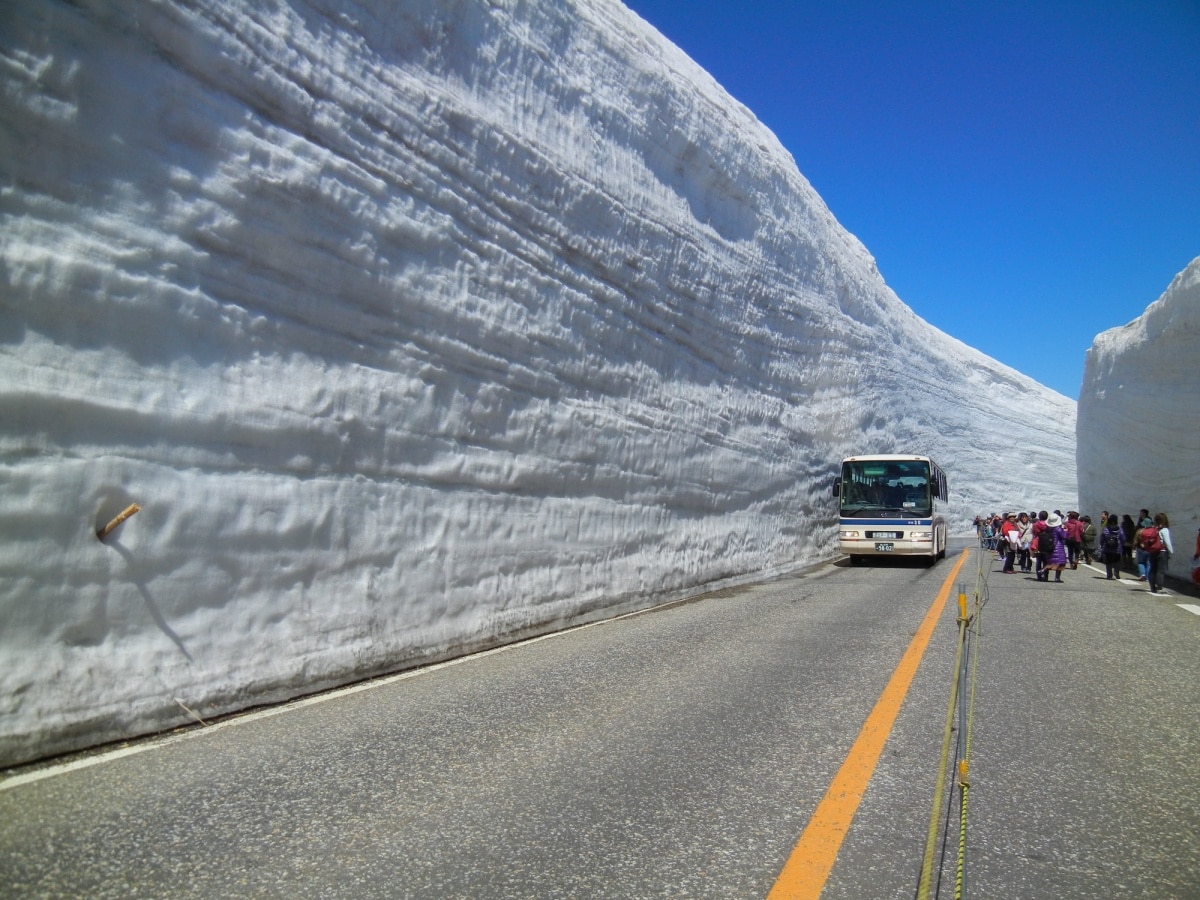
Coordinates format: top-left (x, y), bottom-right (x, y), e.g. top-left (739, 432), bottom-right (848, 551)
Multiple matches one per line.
top-left (1099, 515), bottom-right (1124, 580)
top-left (1121, 514), bottom-right (1137, 572)
top-left (1032, 511), bottom-right (1049, 580)
top-left (1065, 511), bottom-right (1083, 568)
top-left (1000, 513), bottom-right (1019, 573)
top-left (1038, 513), bottom-right (1068, 583)
top-left (1080, 515), bottom-right (1097, 564)
top-left (1134, 524), bottom-right (1151, 582)
top-left (1145, 513), bottom-right (1175, 594)
top-left (1192, 526), bottom-right (1200, 585)
top-left (1017, 512), bottom-right (1033, 572)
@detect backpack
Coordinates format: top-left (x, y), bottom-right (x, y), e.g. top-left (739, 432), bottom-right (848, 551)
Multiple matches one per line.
top-left (1141, 526), bottom-right (1163, 554)
top-left (1036, 529), bottom-right (1055, 555)
top-left (1101, 529), bottom-right (1120, 554)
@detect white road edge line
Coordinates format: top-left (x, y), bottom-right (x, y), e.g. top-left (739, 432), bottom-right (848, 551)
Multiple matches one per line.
top-left (1178, 604), bottom-right (1200, 616)
top-left (1081, 563), bottom-right (1136, 584)
top-left (2, 554), bottom-right (844, 792)
top-left (0, 600), bottom-right (672, 792)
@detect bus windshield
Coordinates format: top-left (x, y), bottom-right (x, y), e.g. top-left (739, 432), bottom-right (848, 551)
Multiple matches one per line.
top-left (839, 459), bottom-right (933, 517)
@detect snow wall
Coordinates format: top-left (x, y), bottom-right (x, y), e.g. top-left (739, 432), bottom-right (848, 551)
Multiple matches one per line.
top-left (1077, 257), bottom-right (1200, 548)
top-left (0, 0), bottom-right (1077, 766)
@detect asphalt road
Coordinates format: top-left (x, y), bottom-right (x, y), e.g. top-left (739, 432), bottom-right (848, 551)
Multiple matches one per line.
top-left (2, 539), bottom-right (1198, 898)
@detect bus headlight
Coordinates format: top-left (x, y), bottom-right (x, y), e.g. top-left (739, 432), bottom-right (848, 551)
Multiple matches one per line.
top-left (839, 530), bottom-right (860, 539)
top-left (910, 531), bottom-right (933, 542)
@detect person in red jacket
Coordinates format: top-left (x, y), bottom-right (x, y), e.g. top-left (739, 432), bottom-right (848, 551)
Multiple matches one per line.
top-left (1031, 510), bottom-right (1050, 580)
top-left (1192, 527), bottom-right (1200, 585)
top-left (1000, 512), bottom-right (1020, 573)
top-left (1064, 511), bottom-right (1085, 569)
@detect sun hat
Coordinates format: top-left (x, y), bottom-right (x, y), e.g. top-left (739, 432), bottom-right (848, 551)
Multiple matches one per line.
top-left (1047, 513), bottom-right (1063, 528)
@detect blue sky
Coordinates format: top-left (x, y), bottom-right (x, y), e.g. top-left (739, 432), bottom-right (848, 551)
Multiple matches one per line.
top-left (623, 0), bottom-right (1200, 398)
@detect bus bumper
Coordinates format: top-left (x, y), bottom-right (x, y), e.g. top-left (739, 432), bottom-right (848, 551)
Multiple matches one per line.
top-left (838, 534), bottom-right (938, 559)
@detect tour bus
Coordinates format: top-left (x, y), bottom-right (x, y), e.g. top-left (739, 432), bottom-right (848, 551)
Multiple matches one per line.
top-left (832, 454), bottom-right (949, 564)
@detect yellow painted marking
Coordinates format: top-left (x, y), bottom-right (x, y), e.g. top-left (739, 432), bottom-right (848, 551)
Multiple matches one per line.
top-left (768, 549), bottom-right (970, 899)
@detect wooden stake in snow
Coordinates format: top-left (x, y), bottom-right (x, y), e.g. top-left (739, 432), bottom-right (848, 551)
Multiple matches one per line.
top-left (97, 503), bottom-right (141, 540)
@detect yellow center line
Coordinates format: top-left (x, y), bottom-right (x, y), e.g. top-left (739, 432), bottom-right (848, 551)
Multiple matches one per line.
top-left (768, 548), bottom-right (970, 900)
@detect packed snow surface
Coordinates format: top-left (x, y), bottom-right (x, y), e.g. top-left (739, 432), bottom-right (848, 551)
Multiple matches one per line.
top-left (1077, 257), bottom-right (1200, 541)
top-left (0, 0), bottom-right (1076, 764)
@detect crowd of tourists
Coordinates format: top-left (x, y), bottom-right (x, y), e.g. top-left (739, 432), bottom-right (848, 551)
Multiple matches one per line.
top-left (974, 508), bottom-right (1195, 593)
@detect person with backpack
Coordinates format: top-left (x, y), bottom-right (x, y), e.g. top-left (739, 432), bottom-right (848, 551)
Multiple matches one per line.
top-left (1145, 513), bottom-right (1175, 594)
top-left (1134, 524), bottom-right (1151, 581)
top-left (1120, 514), bottom-right (1137, 572)
top-left (1099, 515), bottom-right (1125, 580)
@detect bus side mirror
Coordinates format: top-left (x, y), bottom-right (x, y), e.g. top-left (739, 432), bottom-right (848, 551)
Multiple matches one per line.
top-left (832, 477), bottom-right (841, 497)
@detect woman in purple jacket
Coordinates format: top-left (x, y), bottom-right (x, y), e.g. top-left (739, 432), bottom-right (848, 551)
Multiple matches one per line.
top-left (1039, 513), bottom-right (1070, 583)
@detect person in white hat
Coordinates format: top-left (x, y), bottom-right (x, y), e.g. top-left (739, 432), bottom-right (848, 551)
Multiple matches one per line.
top-left (1040, 513), bottom-right (1069, 582)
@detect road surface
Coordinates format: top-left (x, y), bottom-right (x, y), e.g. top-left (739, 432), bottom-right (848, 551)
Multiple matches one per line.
top-left (3, 539), bottom-right (1198, 898)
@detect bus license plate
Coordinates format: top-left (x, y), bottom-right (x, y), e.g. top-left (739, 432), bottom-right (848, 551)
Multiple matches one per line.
top-left (875, 542), bottom-right (894, 552)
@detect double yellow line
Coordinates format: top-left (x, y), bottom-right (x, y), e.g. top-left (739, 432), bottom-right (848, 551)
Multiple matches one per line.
top-left (768, 549), bottom-right (970, 899)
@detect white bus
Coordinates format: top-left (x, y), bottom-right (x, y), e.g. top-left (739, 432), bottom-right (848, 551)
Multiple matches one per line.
top-left (832, 454), bottom-right (949, 564)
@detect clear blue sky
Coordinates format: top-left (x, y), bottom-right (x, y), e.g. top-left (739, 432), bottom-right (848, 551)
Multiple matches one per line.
top-left (623, 0), bottom-right (1200, 398)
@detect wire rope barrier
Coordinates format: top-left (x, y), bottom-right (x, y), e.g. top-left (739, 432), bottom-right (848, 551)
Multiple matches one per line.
top-left (916, 544), bottom-right (990, 899)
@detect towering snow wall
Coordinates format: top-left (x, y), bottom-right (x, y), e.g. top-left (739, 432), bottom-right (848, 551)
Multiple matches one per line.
top-left (1077, 257), bottom-right (1200, 542)
top-left (0, 0), bottom-right (1076, 765)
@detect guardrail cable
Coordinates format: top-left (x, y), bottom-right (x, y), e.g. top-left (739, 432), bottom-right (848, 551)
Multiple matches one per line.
top-left (917, 545), bottom-right (989, 899)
